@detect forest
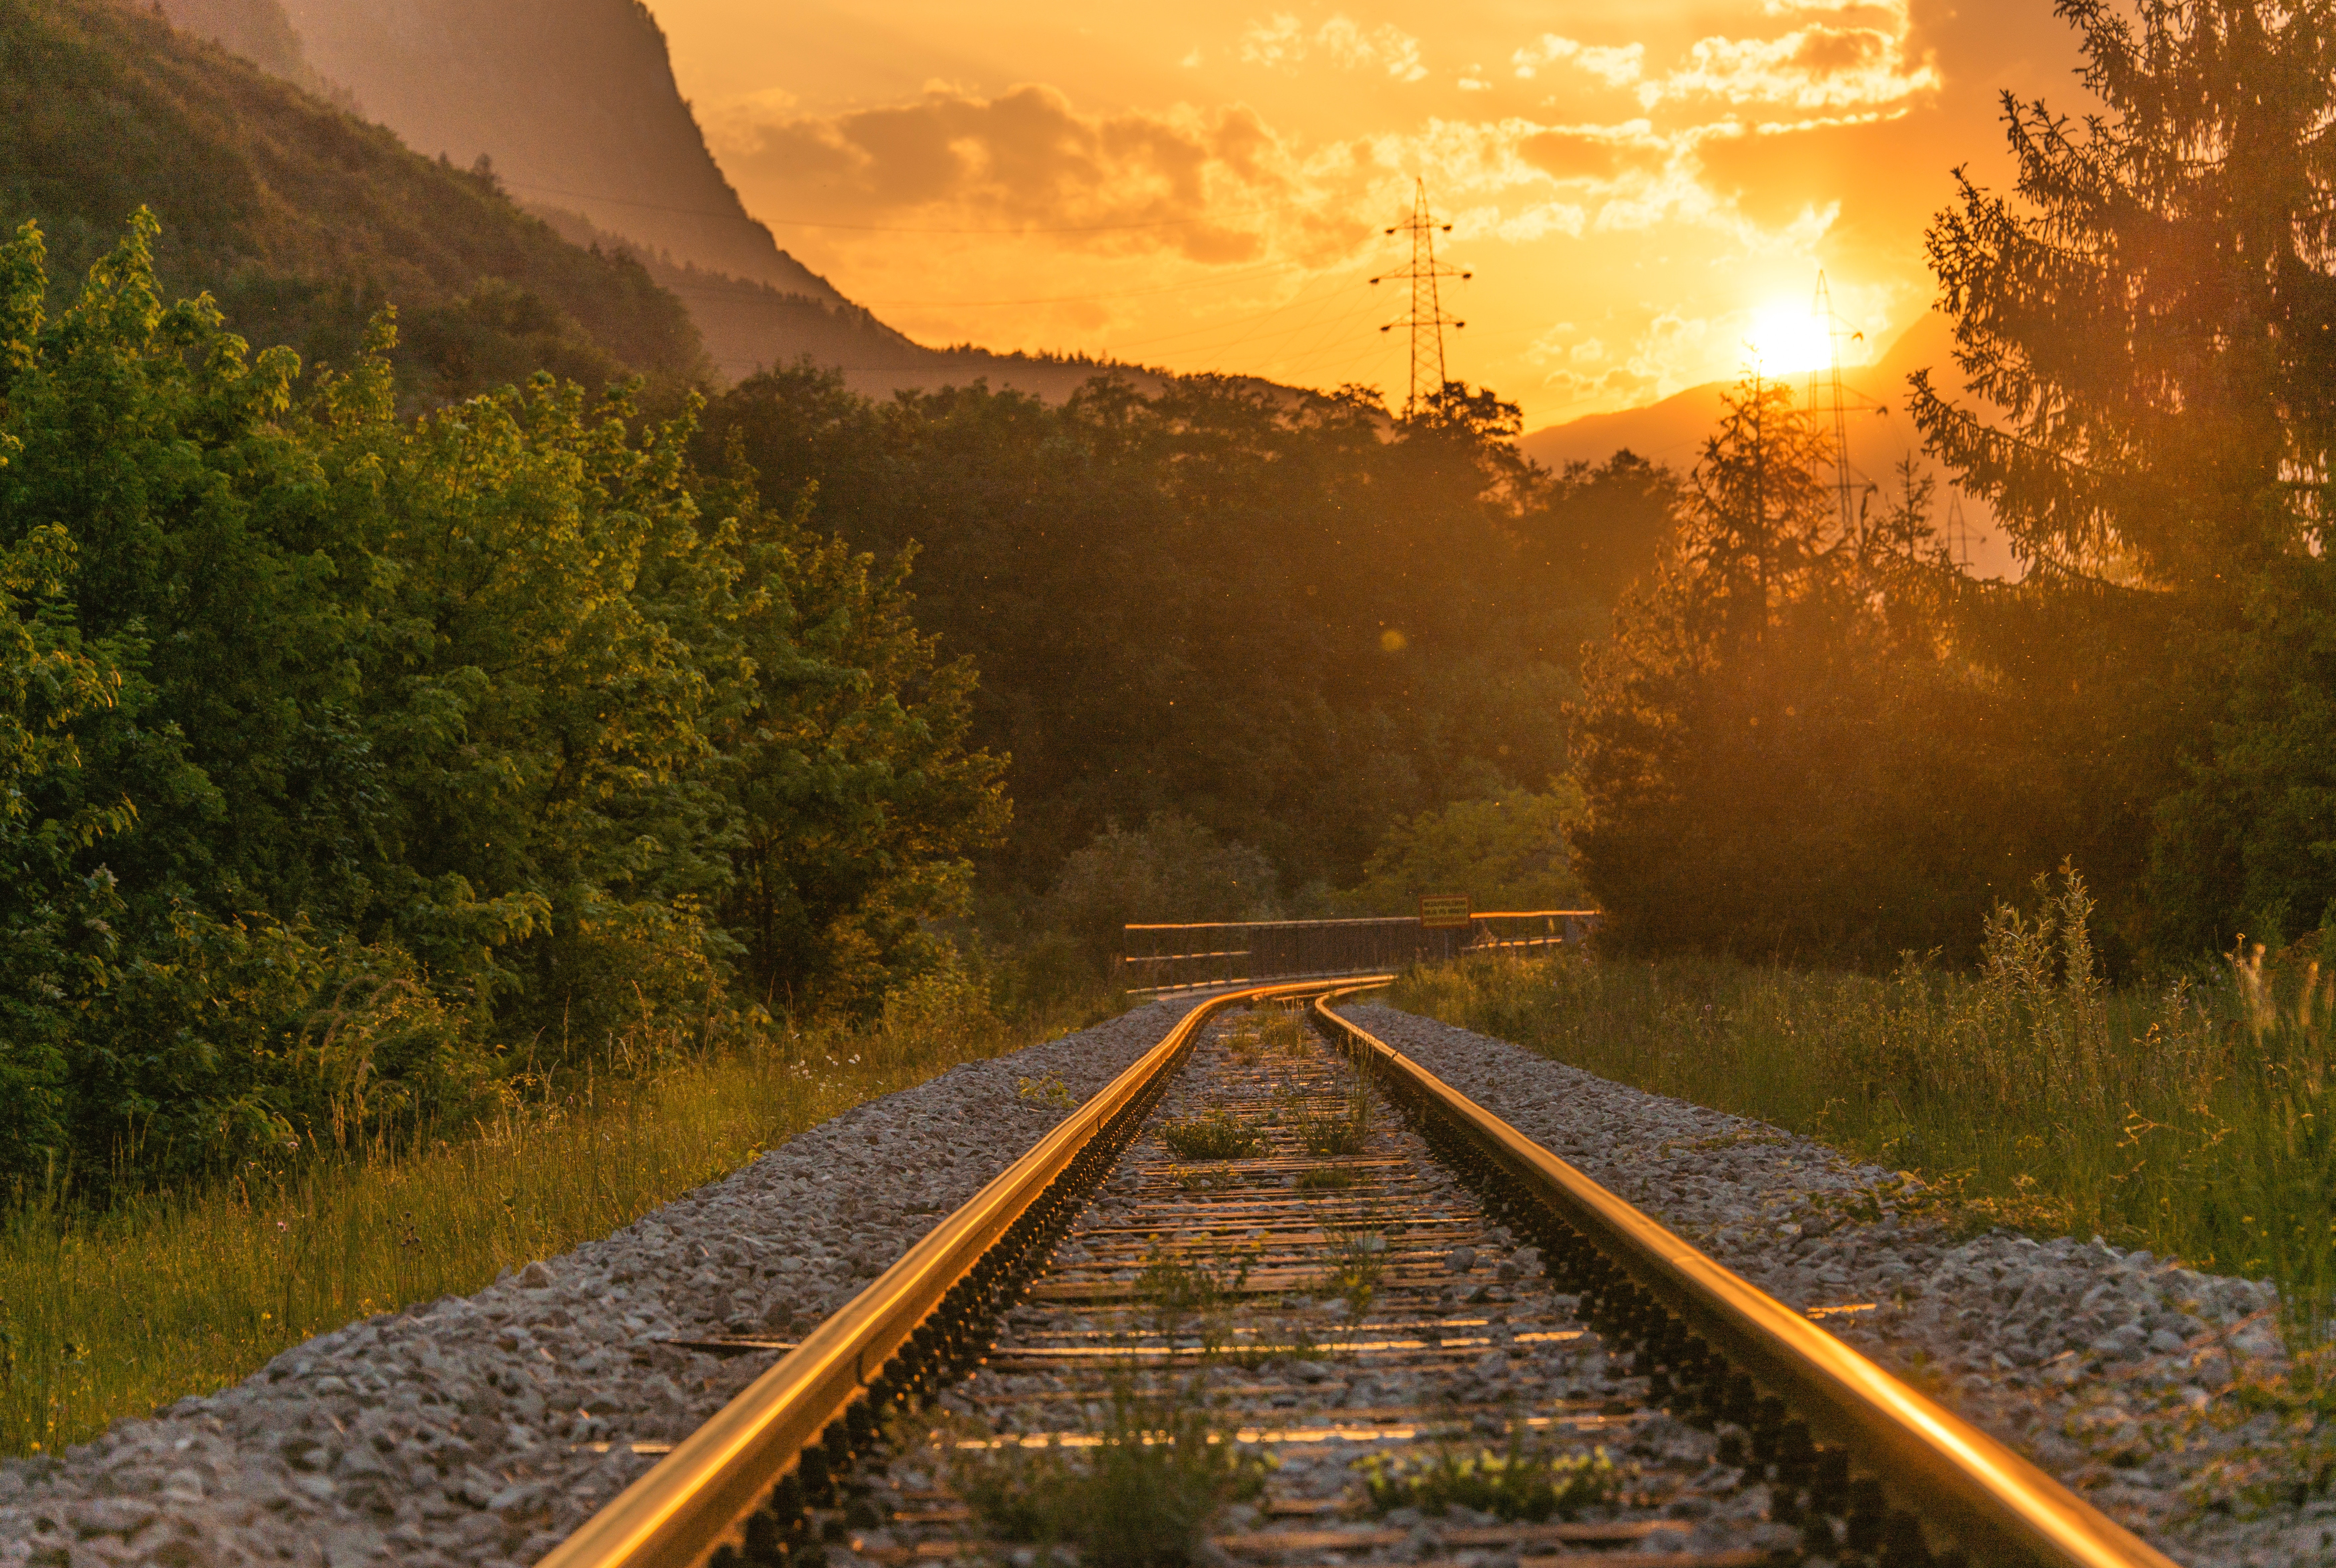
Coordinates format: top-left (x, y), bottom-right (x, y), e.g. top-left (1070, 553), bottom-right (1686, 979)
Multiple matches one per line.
top-left (0, 201), bottom-right (1668, 1187)
top-left (1571, 0), bottom-right (2336, 974)
top-left (8, 0), bottom-right (2336, 1192)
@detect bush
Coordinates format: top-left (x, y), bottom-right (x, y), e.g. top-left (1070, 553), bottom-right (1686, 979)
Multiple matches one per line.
top-left (1337, 786), bottom-right (1587, 915)
top-left (1044, 814), bottom-right (1282, 968)
top-left (0, 214), bottom-right (1003, 1186)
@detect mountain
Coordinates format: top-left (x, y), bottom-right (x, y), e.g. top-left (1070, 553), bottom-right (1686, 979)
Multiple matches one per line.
top-left (526, 200), bottom-right (1178, 399)
top-left (270, 0), bottom-right (837, 304)
top-left (1, 0), bottom-right (705, 402)
top-left (152, 0), bottom-right (1189, 399)
top-left (1520, 312), bottom-right (2016, 575)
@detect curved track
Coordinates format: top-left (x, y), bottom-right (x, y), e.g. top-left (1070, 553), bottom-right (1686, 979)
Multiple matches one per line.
top-left (538, 982), bottom-right (2181, 1568)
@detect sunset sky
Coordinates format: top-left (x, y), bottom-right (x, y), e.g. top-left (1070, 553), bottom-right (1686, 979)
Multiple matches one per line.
top-left (645, 0), bottom-right (2083, 427)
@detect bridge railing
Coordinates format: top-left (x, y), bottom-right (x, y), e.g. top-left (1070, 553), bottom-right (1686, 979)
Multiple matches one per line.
top-left (1119, 909), bottom-right (1599, 996)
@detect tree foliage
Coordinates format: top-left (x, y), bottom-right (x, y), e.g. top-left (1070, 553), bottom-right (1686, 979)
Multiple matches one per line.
top-left (0, 0), bottom-right (705, 406)
top-left (0, 215), bottom-right (998, 1184)
top-left (696, 368), bottom-right (1672, 905)
top-left (1912, 0), bottom-right (2336, 953)
top-left (1573, 381), bottom-right (2043, 962)
top-left (1336, 787), bottom-right (1588, 917)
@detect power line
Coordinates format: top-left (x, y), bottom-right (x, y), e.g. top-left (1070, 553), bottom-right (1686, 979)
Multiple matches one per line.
top-left (1371, 179), bottom-right (1469, 418)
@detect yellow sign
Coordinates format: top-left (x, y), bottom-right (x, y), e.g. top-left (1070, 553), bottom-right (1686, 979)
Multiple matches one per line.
top-left (1419, 893), bottom-right (1471, 929)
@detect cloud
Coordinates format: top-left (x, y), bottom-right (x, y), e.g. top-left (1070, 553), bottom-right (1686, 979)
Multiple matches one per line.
top-left (1640, 21), bottom-right (1937, 110)
top-left (1241, 13), bottom-right (1429, 81)
top-left (1511, 35), bottom-right (1645, 86)
top-left (1509, 2), bottom-right (1933, 115)
top-left (704, 84), bottom-right (1317, 263)
top-left (1762, 0), bottom-right (1906, 14)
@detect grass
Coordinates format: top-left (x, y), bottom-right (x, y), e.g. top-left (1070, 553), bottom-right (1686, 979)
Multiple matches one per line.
top-left (1360, 1438), bottom-right (1623, 1521)
top-left (952, 1381), bottom-right (1268, 1568)
top-left (1222, 1005), bottom-right (1308, 1065)
top-left (1, 977), bottom-right (1124, 1457)
top-left (1159, 1112), bottom-right (1264, 1161)
top-left (1284, 1071), bottom-right (1372, 1158)
top-left (1390, 868), bottom-right (2336, 1336)
top-left (1136, 1247), bottom-right (1252, 1341)
top-left (1322, 1223), bottom-right (1388, 1317)
top-left (1295, 1167), bottom-right (1357, 1191)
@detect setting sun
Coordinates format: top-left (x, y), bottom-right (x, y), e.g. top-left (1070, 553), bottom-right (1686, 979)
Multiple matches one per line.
top-left (1742, 298), bottom-right (1837, 375)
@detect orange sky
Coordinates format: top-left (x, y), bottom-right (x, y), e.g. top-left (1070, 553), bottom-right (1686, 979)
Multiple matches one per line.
top-left (644, 0), bottom-right (2083, 427)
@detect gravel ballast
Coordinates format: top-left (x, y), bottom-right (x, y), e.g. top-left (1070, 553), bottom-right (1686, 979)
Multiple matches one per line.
top-left (0, 1003), bottom-right (1191, 1568)
top-left (1343, 1002), bottom-right (2325, 1568)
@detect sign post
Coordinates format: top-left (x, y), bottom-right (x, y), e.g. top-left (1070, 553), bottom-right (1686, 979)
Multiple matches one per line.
top-left (1418, 893), bottom-right (1471, 929)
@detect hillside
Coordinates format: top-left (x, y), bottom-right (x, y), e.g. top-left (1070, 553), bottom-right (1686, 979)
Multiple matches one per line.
top-left (0, 0), bottom-right (705, 401)
top-left (267, 0), bottom-right (839, 305)
top-left (150, 0), bottom-right (1192, 398)
top-left (1521, 313), bottom-right (2017, 576)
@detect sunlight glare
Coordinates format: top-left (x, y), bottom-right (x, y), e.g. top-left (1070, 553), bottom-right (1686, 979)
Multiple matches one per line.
top-left (1742, 300), bottom-right (1834, 375)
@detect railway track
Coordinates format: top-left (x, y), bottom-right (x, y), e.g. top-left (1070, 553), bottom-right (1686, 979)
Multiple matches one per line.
top-left (539, 982), bottom-right (2182, 1568)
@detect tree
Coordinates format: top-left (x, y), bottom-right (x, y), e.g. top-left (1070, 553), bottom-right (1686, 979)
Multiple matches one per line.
top-left (1909, 0), bottom-right (2336, 952)
top-left (1570, 373), bottom-right (2012, 962)
top-left (0, 213), bottom-right (1004, 1181)
top-left (694, 363), bottom-right (1619, 905)
top-left (1336, 786), bottom-right (1587, 916)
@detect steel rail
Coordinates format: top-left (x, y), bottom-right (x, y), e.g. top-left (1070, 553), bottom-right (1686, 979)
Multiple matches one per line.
top-left (1309, 985), bottom-right (2181, 1568)
top-left (538, 977), bottom-right (1381, 1568)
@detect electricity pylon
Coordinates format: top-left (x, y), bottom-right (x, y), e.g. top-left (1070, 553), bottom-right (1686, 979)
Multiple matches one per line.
top-left (1807, 271), bottom-right (1862, 539)
top-left (1372, 179), bottom-right (1470, 418)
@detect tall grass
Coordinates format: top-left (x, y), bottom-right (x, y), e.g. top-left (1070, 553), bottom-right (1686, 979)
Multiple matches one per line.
top-left (0, 972), bottom-right (1125, 1457)
top-left (1391, 871), bottom-right (2336, 1334)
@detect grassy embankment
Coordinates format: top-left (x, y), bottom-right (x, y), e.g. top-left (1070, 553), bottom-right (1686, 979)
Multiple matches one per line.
top-left (1, 978), bottom-right (1127, 1458)
top-left (1391, 873), bottom-right (2336, 1335)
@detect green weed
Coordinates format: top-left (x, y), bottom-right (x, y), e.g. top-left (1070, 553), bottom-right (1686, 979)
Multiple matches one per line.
top-left (954, 1383), bottom-right (1269, 1568)
top-left (1323, 1225), bottom-right (1387, 1318)
top-left (1017, 1074), bottom-right (1077, 1111)
top-left (1137, 1247), bottom-right (1252, 1344)
top-left (1360, 1439), bottom-right (1622, 1521)
top-left (1160, 1113), bottom-right (1263, 1161)
top-left (1285, 1072), bottom-right (1372, 1158)
top-left (1296, 1167), bottom-right (1358, 1191)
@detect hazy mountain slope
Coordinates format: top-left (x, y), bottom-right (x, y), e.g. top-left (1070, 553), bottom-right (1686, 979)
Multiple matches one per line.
top-left (267, 0), bottom-right (841, 305)
top-left (524, 199), bottom-right (1176, 398)
top-left (140, 0), bottom-right (343, 101)
top-left (165, 0), bottom-right (1192, 397)
top-left (2, 0), bottom-right (704, 401)
top-left (1521, 313), bottom-right (2015, 573)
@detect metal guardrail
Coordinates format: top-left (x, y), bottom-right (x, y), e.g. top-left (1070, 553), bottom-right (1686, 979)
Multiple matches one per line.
top-left (1309, 985), bottom-right (2179, 1568)
top-left (534, 978), bottom-right (1368, 1568)
top-left (1121, 909), bottom-right (1599, 995)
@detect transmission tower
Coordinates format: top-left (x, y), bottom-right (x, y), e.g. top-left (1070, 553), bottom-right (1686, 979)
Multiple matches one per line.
top-left (1945, 491), bottom-right (1972, 572)
top-left (1807, 272), bottom-right (1861, 539)
top-left (1372, 179), bottom-right (1470, 418)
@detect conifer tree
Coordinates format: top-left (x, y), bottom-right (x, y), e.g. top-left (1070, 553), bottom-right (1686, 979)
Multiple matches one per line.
top-left (1911, 0), bottom-right (2336, 949)
top-left (1911, 0), bottom-right (2336, 590)
top-left (1571, 372), bottom-right (1961, 959)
